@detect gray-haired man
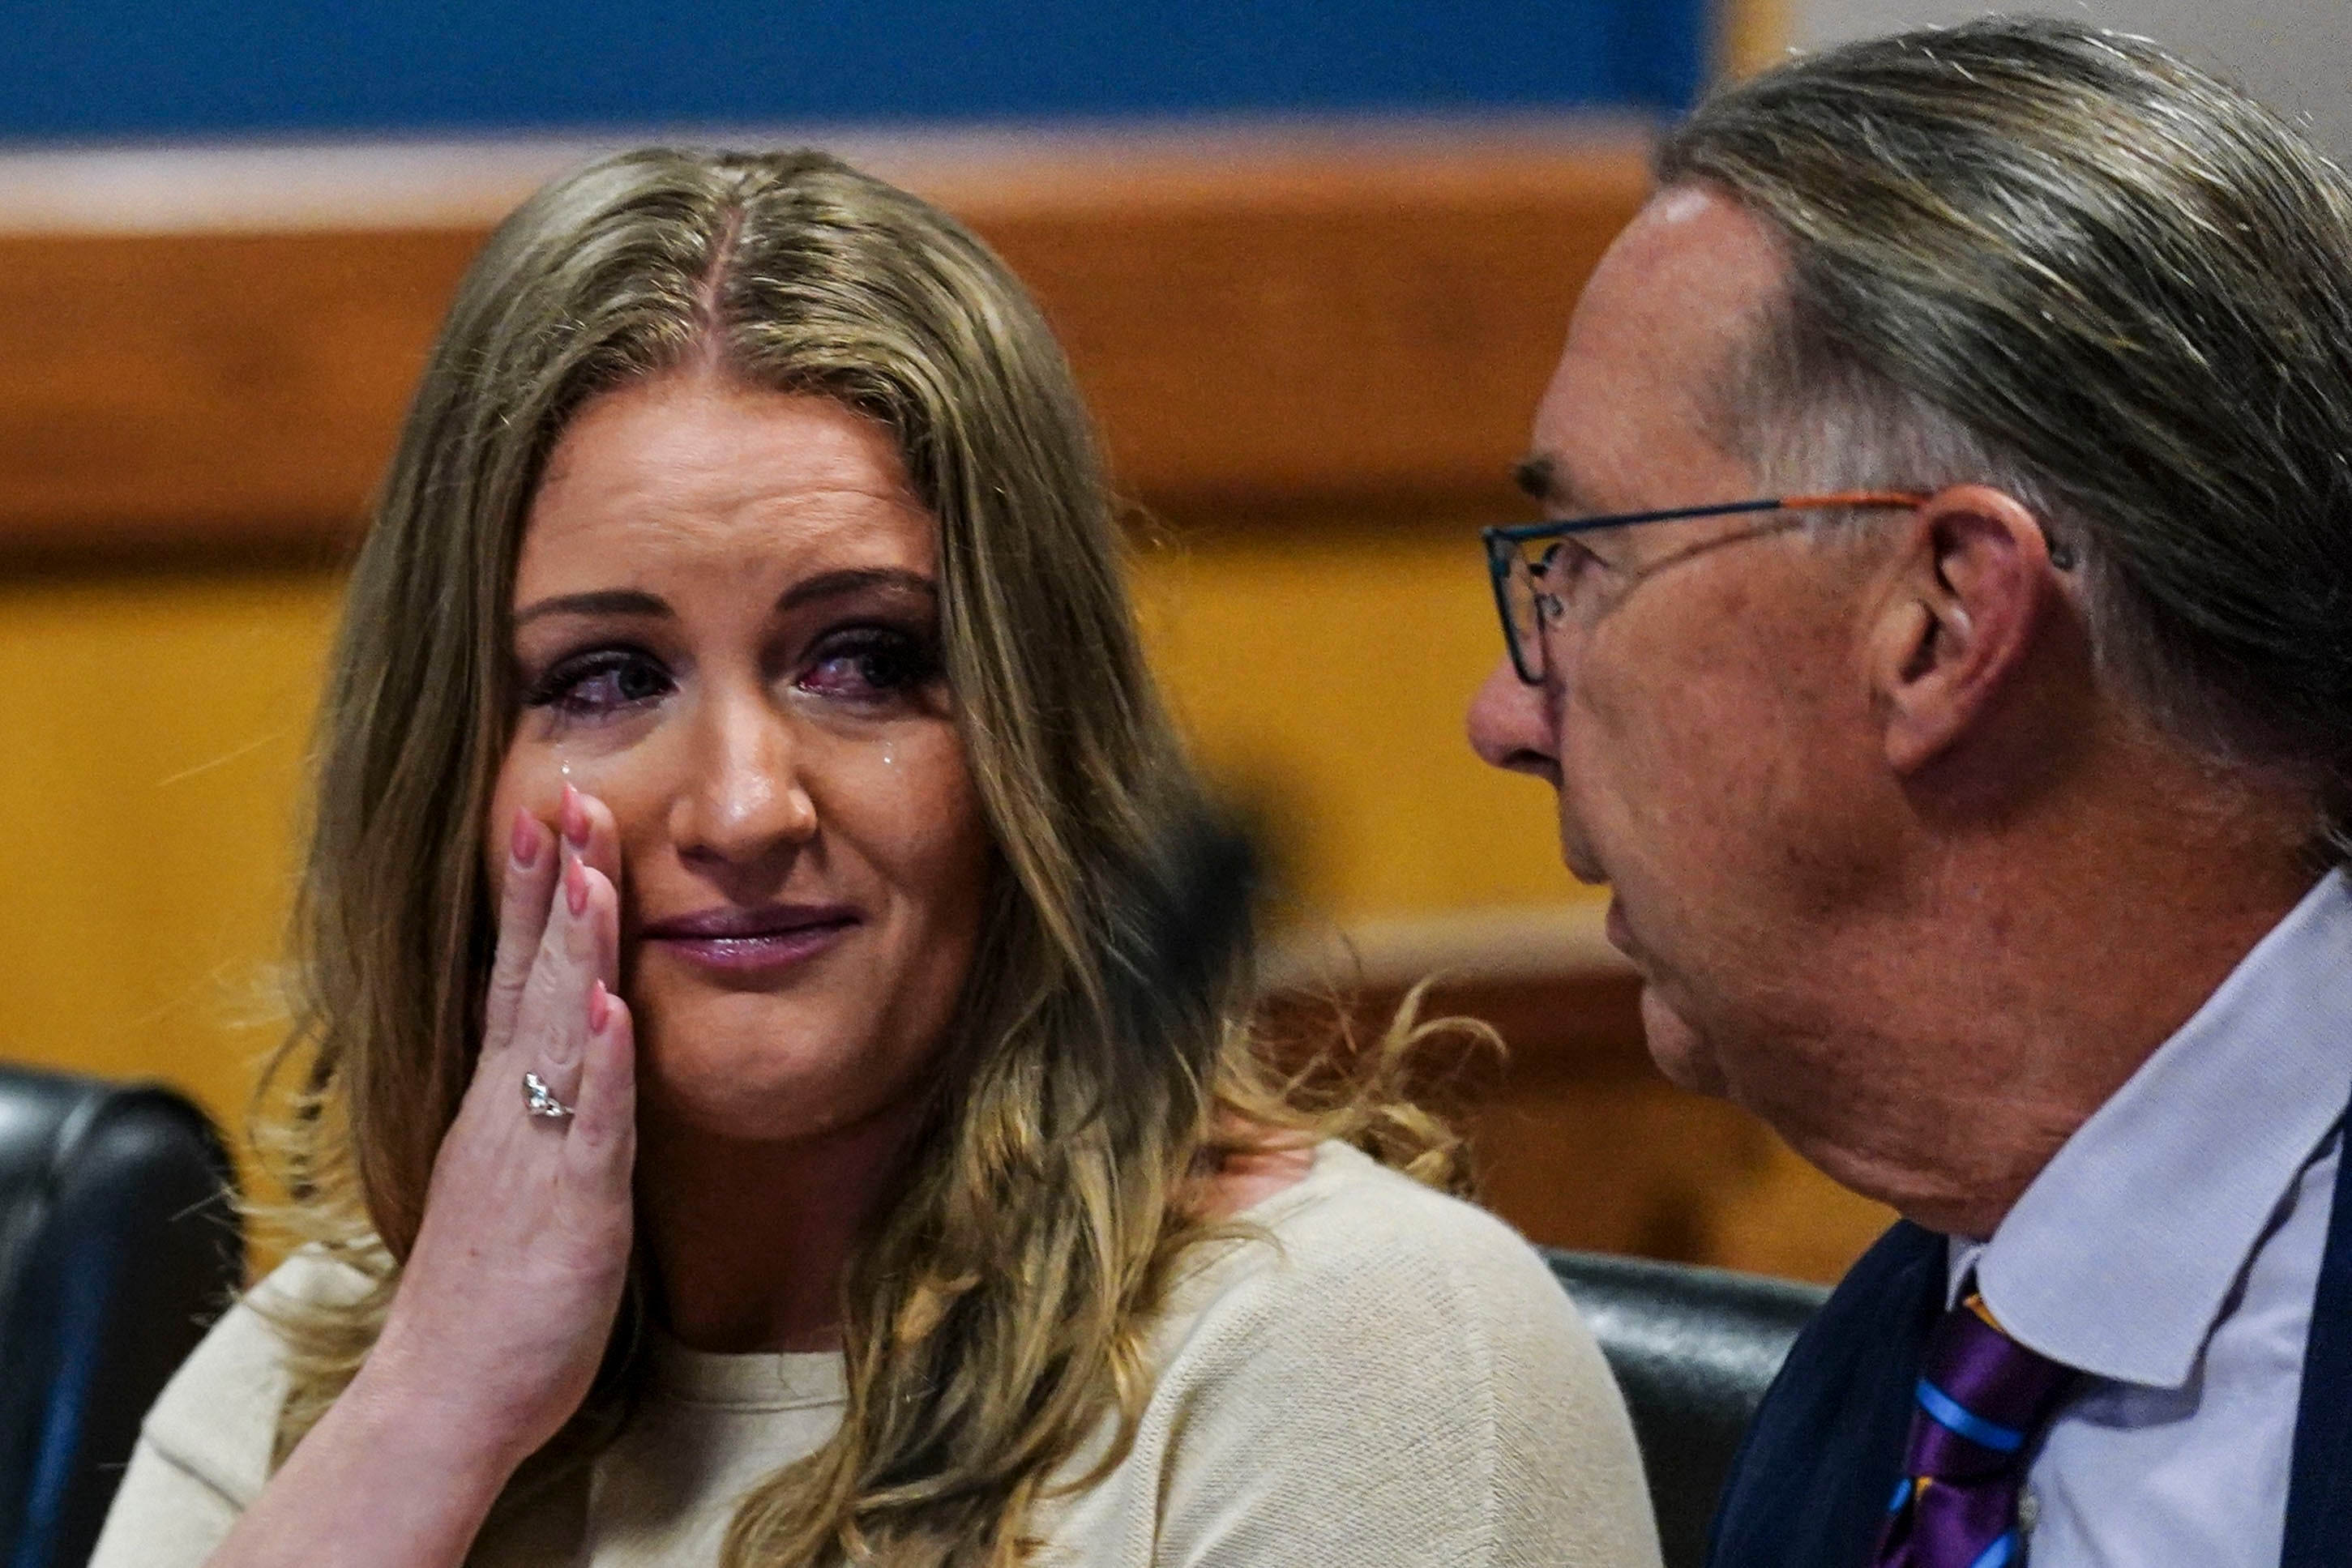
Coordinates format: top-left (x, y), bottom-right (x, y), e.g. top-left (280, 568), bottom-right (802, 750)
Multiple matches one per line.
top-left (1467, 18), bottom-right (2352, 1567)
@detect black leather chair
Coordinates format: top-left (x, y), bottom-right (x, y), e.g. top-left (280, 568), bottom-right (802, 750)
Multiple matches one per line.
top-left (0, 1063), bottom-right (243, 1568)
top-left (1543, 1247), bottom-right (1827, 1568)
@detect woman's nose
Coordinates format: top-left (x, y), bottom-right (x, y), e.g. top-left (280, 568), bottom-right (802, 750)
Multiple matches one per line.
top-left (668, 693), bottom-right (818, 865)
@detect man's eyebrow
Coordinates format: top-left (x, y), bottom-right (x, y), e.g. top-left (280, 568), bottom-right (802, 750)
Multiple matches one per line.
top-left (1513, 457), bottom-right (1553, 504)
top-left (513, 588), bottom-right (670, 627)
top-left (1513, 455), bottom-right (1594, 515)
top-left (776, 567), bottom-right (938, 613)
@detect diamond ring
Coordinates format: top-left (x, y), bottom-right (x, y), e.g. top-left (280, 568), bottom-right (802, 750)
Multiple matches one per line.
top-left (522, 1070), bottom-right (575, 1121)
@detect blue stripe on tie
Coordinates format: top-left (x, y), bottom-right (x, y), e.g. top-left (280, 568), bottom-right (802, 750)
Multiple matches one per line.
top-left (1888, 1478), bottom-right (1912, 1513)
top-left (1915, 1377), bottom-right (2028, 1453)
top-left (1968, 1532), bottom-right (2018, 1568)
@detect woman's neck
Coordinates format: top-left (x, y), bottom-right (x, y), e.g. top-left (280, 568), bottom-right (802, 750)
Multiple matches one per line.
top-left (635, 1096), bottom-right (924, 1354)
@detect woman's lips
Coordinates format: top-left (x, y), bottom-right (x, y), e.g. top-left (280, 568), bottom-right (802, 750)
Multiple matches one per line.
top-left (639, 906), bottom-right (860, 973)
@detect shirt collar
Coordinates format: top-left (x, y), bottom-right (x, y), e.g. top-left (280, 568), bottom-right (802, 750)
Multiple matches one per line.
top-left (1953, 869), bottom-right (2352, 1388)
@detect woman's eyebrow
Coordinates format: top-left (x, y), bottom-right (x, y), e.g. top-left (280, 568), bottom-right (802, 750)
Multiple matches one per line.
top-left (512, 588), bottom-right (671, 626)
top-left (510, 571), bottom-right (934, 627)
top-left (776, 568), bottom-right (938, 612)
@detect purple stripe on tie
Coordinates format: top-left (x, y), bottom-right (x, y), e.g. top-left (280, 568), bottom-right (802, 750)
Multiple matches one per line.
top-left (1901, 1307), bottom-right (2076, 1483)
top-left (1872, 1294), bottom-right (2079, 1568)
top-left (1928, 1311), bottom-right (2076, 1428)
top-left (1888, 1468), bottom-right (2025, 1567)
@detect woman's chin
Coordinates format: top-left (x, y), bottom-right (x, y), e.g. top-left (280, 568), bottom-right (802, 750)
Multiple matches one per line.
top-left (635, 1016), bottom-right (930, 1145)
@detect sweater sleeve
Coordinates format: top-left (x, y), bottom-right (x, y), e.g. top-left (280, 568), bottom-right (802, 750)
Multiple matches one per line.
top-left (1139, 1179), bottom-right (1663, 1568)
top-left (87, 1251), bottom-right (357, 1568)
top-left (87, 1435), bottom-right (248, 1568)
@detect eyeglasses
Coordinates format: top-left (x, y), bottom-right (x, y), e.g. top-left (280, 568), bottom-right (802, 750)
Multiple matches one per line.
top-left (1482, 491), bottom-right (1928, 685)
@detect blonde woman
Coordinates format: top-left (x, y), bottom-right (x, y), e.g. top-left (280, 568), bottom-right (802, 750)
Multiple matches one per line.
top-left (91, 149), bottom-right (1661, 1568)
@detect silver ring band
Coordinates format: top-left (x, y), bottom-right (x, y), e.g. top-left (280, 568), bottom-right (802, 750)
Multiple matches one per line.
top-left (522, 1070), bottom-right (575, 1121)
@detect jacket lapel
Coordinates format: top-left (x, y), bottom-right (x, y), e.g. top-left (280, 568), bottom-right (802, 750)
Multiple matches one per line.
top-left (1708, 1220), bottom-right (1946, 1567)
top-left (2284, 1109), bottom-right (2352, 1568)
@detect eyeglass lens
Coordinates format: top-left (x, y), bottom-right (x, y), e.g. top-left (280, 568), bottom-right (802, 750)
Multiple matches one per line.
top-left (1503, 541), bottom-right (1548, 681)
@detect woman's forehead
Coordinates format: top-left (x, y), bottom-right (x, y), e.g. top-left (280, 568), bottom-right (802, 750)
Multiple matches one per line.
top-left (517, 374), bottom-right (934, 602)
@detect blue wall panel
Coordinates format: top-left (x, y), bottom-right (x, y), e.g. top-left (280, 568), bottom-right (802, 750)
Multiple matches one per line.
top-left (0, 1), bottom-right (1706, 143)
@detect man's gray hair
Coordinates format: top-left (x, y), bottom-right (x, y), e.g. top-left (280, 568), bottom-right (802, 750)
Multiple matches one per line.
top-left (1660, 15), bottom-right (2352, 857)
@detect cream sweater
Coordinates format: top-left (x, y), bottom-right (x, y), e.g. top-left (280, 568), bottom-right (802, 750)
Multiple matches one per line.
top-left (91, 1142), bottom-right (1662, 1567)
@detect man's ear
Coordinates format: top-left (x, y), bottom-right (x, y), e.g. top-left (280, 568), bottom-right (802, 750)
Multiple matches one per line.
top-left (1869, 485), bottom-right (2059, 775)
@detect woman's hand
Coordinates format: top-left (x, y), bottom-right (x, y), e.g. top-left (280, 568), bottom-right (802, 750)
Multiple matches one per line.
top-left (362, 783), bottom-right (638, 1468)
top-left (206, 784), bottom-right (637, 1568)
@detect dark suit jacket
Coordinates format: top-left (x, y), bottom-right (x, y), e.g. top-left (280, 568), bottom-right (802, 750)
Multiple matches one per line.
top-left (1707, 1111), bottom-right (2352, 1567)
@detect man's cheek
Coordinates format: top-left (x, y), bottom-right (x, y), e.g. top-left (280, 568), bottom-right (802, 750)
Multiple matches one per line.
top-left (1549, 719), bottom-right (1614, 875)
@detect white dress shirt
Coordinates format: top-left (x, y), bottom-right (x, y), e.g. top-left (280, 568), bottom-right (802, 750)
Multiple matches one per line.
top-left (1948, 868), bottom-right (2352, 1567)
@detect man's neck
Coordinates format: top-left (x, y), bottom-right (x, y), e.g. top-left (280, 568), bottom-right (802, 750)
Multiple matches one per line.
top-left (1794, 771), bottom-right (2321, 1238)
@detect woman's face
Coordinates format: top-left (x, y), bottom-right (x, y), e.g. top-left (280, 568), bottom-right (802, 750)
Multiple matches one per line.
top-left (485, 370), bottom-right (994, 1143)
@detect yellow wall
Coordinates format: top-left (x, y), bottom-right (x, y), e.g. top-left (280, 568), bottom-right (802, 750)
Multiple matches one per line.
top-left (2, 567), bottom-right (336, 1138)
top-left (1136, 522), bottom-right (1590, 922)
top-left (2, 521), bottom-right (1589, 1141)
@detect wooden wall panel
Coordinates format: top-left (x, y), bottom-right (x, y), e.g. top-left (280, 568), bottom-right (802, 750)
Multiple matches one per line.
top-left (981, 147), bottom-right (1653, 510)
top-left (0, 229), bottom-right (477, 549)
top-left (0, 134), bottom-right (1649, 553)
top-left (1722, 0), bottom-right (1795, 77)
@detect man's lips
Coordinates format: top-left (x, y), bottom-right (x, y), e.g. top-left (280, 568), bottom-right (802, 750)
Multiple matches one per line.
top-left (1606, 895), bottom-right (1631, 953)
top-left (638, 904), bottom-right (861, 972)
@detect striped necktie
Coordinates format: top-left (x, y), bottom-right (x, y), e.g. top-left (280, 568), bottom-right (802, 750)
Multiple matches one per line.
top-left (1872, 1292), bottom-right (2079, 1568)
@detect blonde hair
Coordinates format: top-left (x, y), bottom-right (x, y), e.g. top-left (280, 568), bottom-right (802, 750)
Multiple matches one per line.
top-left (256, 147), bottom-right (1468, 1566)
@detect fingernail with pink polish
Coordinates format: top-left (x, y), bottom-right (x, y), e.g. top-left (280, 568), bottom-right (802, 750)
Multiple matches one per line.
top-left (564, 853), bottom-right (589, 917)
top-left (561, 783), bottom-right (591, 848)
top-left (589, 980), bottom-right (611, 1033)
top-left (510, 810), bottom-right (540, 869)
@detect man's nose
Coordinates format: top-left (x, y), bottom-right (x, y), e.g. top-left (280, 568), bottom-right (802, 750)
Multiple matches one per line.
top-left (668, 692), bottom-right (819, 865)
top-left (1465, 655), bottom-right (1561, 781)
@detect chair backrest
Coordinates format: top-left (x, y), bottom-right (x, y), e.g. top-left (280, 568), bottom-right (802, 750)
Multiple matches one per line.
top-left (0, 1062), bottom-right (243, 1568)
top-left (1542, 1246), bottom-right (1827, 1568)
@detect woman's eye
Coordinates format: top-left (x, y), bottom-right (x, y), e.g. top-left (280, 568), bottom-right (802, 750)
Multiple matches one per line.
top-left (799, 630), bottom-right (938, 702)
top-left (523, 649), bottom-right (672, 719)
